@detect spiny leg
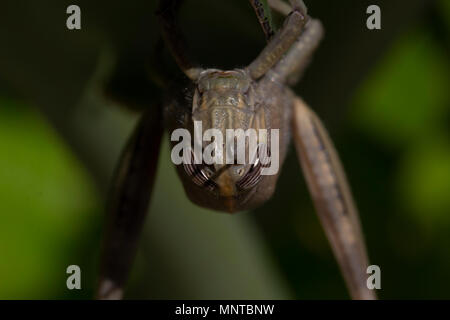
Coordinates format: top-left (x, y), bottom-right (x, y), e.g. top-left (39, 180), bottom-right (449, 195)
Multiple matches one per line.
top-left (249, 0), bottom-right (308, 39)
top-left (157, 0), bottom-right (203, 80)
top-left (96, 106), bottom-right (163, 299)
top-left (247, 0), bottom-right (322, 84)
top-left (247, 1), bottom-right (309, 79)
top-left (248, 0), bottom-right (275, 41)
top-left (291, 96), bottom-right (376, 300)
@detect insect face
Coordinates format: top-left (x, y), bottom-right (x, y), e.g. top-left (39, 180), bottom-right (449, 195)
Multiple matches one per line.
top-left (174, 68), bottom-right (274, 212)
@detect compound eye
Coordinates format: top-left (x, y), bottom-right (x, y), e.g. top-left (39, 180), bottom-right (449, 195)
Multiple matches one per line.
top-left (183, 151), bottom-right (217, 191)
top-left (236, 145), bottom-right (272, 190)
top-left (202, 167), bottom-right (214, 178)
top-left (236, 166), bottom-right (245, 176)
top-left (236, 159), bottom-right (262, 190)
top-left (226, 164), bottom-right (249, 183)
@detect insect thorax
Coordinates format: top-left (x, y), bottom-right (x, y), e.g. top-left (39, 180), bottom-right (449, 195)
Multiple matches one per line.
top-left (192, 69), bottom-right (265, 135)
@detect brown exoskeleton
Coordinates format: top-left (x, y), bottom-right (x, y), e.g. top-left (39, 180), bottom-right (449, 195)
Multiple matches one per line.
top-left (97, 0), bottom-right (376, 300)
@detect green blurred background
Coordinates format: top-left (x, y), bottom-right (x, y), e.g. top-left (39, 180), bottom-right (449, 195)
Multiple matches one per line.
top-left (0, 0), bottom-right (449, 299)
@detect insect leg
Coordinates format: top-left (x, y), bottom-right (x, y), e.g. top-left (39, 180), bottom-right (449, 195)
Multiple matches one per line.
top-left (268, 0), bottom-right (291, 16)
top-left (291, 96), bottom-right (376, 300)
top-left (157, 0), bottom-right (203, 80)
top-left (96, 106), bottom-right (163, 299)
top-left (248, 0), bottom-right (276, 41)
top-left (272, 18), bottom-right (323, 84)
top-left (247, 1), bottom-right (308, 79)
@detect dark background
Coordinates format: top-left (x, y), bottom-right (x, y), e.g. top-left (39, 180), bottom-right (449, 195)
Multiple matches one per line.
top-left (0, 0), bottom-right (449, 299)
